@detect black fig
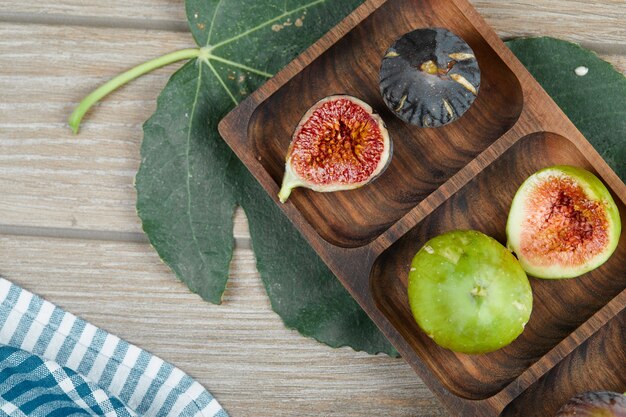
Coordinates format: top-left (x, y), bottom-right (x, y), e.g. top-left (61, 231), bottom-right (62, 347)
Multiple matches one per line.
top-left (379, 27), bottom-right (480, 127)
top-left (556, 391), bottom-right (626, 417)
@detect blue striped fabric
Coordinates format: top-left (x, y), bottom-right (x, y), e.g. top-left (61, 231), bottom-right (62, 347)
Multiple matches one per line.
top-left (0, 344), bottom-right (136, 416)
top-left (0, 278), bottom-right (229, 417)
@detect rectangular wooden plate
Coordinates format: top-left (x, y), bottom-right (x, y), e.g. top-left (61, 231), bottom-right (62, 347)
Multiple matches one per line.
top-left (218, 0), bottom-right (626, 415)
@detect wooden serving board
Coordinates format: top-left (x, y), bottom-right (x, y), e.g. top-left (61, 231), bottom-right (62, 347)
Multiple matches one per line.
top-left (218, 0), bottom-right (626, 415)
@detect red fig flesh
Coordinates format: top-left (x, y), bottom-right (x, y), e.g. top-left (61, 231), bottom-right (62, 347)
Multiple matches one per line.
top-left (507, 165), bottom-right (621, 279)
top-left (278, 95), bottom-right (391, 203)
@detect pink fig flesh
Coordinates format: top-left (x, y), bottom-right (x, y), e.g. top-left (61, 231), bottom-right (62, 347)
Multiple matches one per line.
top-left (278, 95), bottom-right (390, 203)
top-left (506, 165), bottom-right (621, 279)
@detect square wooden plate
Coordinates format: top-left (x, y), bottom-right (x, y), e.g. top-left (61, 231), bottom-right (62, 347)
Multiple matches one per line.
top-left (218, 0), bottom-right (626, 415)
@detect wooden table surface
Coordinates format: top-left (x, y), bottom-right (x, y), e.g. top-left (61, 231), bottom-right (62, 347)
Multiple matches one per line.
top-left (0, 1), bottom-right (624, 416)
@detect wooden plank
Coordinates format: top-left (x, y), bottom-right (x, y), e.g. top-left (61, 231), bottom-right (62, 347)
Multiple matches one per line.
top-left (0, 19), bottom-right (623, 239)
top-left (0, 0), bottom-right (623, 50)
top-left (0, 2), bottom-right (623, 415)
top-left (473, 0), bottom-right (626, 50)
top-left (0, 0), bottom-right (187, 23)
top-left (0, 23), bottom-right (250, 239)
top-left (0, 234), bottom-right (447, 417)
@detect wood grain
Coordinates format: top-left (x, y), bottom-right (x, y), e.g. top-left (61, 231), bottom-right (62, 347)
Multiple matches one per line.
top-left (1, 0), bottom-right (624, 53)
top-left (0, 7), bottom-right (623, 241)
top-left (501, 309), bottom-right (626, 417)
top-left (0, 0), bottom-right (187, 23)
top-left (0, 23), bottom-right (249, 239)
top-left (248, 0), bottom-right (524, 247)
top-left (219, 0), bottom-right (626, 415)
top-left (472, 0), bottom-right (626, 51)
top-left (0, 235), bottom-right (447, 417)
top-left (371, 132), bottom-right (626, 399)
top-left (0, 1), bottom-right (624, 416)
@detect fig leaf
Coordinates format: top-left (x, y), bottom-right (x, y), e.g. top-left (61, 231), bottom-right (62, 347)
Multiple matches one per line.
top-left (135, 0), bottom-right (399, 356)
top-left (506, 37), bottom-right (626, 181)
top-left (136, 3), bottom-right (624, 357)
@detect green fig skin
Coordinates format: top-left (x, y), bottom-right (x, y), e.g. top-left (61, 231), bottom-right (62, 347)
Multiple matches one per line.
top-left (556, 391), bottom-right (626, 417)
top-left (507, 165), bottom-right (621, 279)
top-left (407, 230), bottom-right (532, 354)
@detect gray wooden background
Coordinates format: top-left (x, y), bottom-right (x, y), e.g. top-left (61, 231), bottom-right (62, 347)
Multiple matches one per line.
top-left (0, 1), bottom-right (624, 415)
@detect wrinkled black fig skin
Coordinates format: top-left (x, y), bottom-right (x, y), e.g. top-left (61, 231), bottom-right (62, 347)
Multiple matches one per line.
top-left (556, 391), bottom-right (626, 417)
top-left (379, 28), bottom-right (480, 127)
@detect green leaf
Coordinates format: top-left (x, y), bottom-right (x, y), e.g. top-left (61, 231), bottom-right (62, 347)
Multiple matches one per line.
top-left (506, 37), bottom-right (626, 181)
top-left (239, 167), bottom-right (398, 355)
top-left (137, 61), bottom-right (239, 304)
top-left (136, 0), bottom-right (399, 356)
top-left (136, 6), bottom-right (623, 358)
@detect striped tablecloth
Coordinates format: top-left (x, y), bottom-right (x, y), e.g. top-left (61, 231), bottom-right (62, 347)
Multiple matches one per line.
top-left (0, 278), bottom-right (228, 417)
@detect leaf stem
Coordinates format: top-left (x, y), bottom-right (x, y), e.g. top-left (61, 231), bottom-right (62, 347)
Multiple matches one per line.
top-left (68, 48), bottom-right (204, 134)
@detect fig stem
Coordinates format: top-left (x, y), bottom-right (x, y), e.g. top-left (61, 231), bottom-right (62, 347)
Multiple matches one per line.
top-left (278, 165), bottom-right (303, 203)
top-left (420, 60), bottom-right (439, 75)
top-left (470, 285), bottom-right (487, 297)
top-left (278, 183), bottom-right (293, 203)
top-left (68, 47), bottom-right (205, 134)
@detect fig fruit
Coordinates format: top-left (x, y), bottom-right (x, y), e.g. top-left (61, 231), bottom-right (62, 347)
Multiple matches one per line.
top-left (278, 95), bottom-right (391, 203)
top-left (556, 391), bottom-right (626, 417)
top-left (379, 27), bottom-right (480, 127)
top-left (507, 165), bottom-right (621, 279)
top-left (408, 230), bottom-right (532, 354)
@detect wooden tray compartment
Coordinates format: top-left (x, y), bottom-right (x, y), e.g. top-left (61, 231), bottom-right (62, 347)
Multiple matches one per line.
top-left (370, 131), bottom-right (626, 400)
top-left (219, 0), bottom-right (626, 414)
top-left (501, 308), bottom-right (626, 417)
top-left (247, 0), bottom-right (523, 248)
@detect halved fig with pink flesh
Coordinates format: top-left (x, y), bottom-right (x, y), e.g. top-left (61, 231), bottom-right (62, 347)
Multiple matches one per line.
top-left (506, 165), bottom-right (621, 279)
top-left (278, 95), bottom-right (391, 203)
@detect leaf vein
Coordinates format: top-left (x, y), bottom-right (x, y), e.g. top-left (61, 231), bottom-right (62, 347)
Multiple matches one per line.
top-left (206, 0), bottom-right (225, 46)
top-left (185, 63), bottom-right (208, 273)
top-left (211, 0), bottom-right (326, 50)
top-left (206, 60), bottom-right (239, 105)
top-left (209, 54), bottom-right (273, 78)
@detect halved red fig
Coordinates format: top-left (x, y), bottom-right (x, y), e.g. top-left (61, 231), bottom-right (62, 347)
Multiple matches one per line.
top-left (278, 95), bottom-right (391, 203)
top-left (506, 165), bottom-right (621, 279)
